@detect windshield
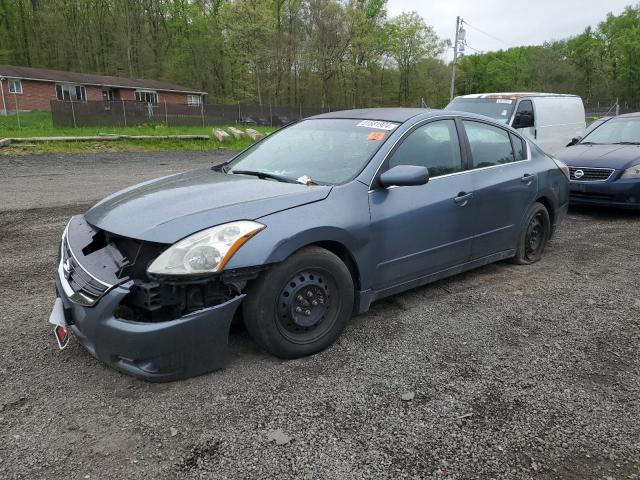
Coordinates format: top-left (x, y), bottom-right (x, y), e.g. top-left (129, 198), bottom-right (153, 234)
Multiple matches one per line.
top-left (581, 117), bottom-right (640, 144)
top-left (227, 118), bottom-right (398, 184)
top-left (446, 98), bottom-right (516, 124)
top-left (583, 117), bottom-right (611, 137)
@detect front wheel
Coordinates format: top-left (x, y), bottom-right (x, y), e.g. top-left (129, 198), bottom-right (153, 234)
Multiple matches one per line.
top-left (512, 202), bottom-right (551, 265)
top-left (242, 246), bottom-right (354, 359)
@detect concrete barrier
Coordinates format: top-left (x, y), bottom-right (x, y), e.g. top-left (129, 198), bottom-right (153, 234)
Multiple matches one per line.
top-left (245, 129), bottom-right (264, 141)
top-left (212, 128), bottom-right (230, 142)
top-left (227, 127), bottom-right (245, 140)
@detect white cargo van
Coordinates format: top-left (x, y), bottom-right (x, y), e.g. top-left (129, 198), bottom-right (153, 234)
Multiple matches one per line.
top-left (446, 93), bottom-right (586, 154)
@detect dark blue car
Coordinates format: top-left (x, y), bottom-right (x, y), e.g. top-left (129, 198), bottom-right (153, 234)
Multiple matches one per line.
top-left (49, 108), bottom-right (570, 381)
top-left (556, 113), bottom-right (640, 209)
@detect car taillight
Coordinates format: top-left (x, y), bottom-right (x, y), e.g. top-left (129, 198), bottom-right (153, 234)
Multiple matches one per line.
top-left (552, 157), bottom-right (570, 180)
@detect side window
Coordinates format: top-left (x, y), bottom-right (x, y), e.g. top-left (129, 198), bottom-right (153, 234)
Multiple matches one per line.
top-left (388, 120), bottom-right (462, 178)
top-left (463, 120), bottom-right (515, 168)
top-left (510, 133), bottom-right (527, 161)
top-left (513, 99), bottom-right (534, 127)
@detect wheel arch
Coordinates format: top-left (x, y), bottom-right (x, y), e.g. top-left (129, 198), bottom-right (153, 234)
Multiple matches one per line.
top-left (257, 226), bottom-right (365, 292)
top-left (309, 240), bottom-right (362, 291)
top-left (534, 195), bottom-right (555, 230)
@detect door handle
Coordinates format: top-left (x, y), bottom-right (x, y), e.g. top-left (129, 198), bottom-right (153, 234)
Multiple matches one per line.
top-left (454, 192), bottom-right (473, 206)
top-left (521, 173), bottom-right (535, 185)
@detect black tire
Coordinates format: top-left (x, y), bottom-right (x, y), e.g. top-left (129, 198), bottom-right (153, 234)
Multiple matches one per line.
top-left (242, 246), bottom-right (354, 359)
top-left (511, 202), bottom-right (551, 265)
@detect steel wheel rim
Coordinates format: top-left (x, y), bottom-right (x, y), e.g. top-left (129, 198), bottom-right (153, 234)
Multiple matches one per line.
top-left (525, 212), bottom-right (545, 259)
top-left (276, 269), bottom-right (339, 344)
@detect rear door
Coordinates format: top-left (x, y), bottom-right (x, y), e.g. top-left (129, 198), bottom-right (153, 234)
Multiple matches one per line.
top-left (461, 119), bottom-right (537, 259)
top-left (368, 118), bottom-right (475, 290)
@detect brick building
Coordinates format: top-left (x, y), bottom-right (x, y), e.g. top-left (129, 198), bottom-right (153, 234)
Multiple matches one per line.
top-left (0, 65), bottom-right (206, 114)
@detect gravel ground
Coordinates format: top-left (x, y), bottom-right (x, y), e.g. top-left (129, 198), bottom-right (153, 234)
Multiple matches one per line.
top-left (0, 152), bottom-right (639, 480)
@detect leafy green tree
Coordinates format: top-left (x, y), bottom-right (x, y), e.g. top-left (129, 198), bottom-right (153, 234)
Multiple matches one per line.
top-left (384, 11), bottom-right (445, 105)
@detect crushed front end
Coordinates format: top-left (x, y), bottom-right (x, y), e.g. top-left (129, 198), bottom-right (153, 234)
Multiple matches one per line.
top-left (52, 215), bottom-right (260, 381)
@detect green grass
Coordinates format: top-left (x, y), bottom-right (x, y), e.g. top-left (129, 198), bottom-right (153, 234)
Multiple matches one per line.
top-left (0, 111), bottom-right (275, 154)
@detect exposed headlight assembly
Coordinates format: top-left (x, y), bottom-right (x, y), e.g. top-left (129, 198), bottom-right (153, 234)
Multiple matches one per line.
top-left (147, 221), bottom-right (265, 275)
top-left (621, 163), bottom-right (640, 179)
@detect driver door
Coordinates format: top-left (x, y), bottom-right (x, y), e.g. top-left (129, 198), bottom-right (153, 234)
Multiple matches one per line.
top-left (368, 119), bottom-right (476, 290)
top-left (512, 99), bottom-right (536, 143)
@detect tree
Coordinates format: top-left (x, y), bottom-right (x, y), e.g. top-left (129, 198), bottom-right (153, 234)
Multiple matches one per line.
top-left (566, 27), bottom-right (606, 102)
top-left (304, 0), bottom-right (349, 108)
top-left (384, 11), bottom-right (445, 105)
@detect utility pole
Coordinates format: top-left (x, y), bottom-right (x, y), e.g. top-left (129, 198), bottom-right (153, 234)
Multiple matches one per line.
top-left (450, 16), bottom-right (465, 101)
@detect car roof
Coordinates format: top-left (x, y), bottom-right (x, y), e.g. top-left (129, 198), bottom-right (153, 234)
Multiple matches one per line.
top-left (308, 108), bottom-right (523, 128)
top-left (455, 92), bottom-right (580, 100)
top-left (617, 112), bottom-right (640, 118)
top-left (309, 108), bottom-right (430, 123)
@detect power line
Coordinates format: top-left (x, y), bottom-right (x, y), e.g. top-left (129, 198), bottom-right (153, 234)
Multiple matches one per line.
top-left (464, 43), bottom-right (520, 69)
top-left (464, 44), bottom-right (482, 54)
top-left (462, 20), bottom-right (516, 49)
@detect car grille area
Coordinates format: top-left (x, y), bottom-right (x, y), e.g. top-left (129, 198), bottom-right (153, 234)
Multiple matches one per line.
top-left (569, 167), bottom-right (614, 182)
top-left (60, 215), bottom-right (131, 306)
top-left (61, 237), bottom-right (111, 305)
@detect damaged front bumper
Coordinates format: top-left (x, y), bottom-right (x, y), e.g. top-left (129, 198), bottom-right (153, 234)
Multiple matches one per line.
top-left (56, 278), bottom-right (244, 381)
top-left (52, 216), bottom-right (246, 382)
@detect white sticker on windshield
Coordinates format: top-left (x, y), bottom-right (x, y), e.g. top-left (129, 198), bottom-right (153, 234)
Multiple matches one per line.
top-left (356, 120), bottom-right (398, 131)
top-left (501, 110), bottom-right (508, 116)
top-left (496, 99), bottom-right (513, 104)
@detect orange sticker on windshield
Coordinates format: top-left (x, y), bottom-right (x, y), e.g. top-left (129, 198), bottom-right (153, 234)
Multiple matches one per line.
top-left (368, 131), bottom-right (385, 141)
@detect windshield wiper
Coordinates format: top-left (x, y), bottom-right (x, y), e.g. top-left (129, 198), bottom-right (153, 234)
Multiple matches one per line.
top-left (613, 141), bottom-right (640, 145)
top-left (212, 160), bottom-right (231, 173)
top-left (230, 169), bottom-right (300, 184)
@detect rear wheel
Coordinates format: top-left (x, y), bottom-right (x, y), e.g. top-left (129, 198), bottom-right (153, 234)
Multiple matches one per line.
top-left (512, 202), bottom-right (550, 265)
top-left (243, 246), bottom-right (354, 358)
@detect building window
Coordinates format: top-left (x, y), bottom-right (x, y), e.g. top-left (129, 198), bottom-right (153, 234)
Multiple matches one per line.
top-left (102, 88), bottom-right (115, 101)
top-left (56, 84), bottom-right (86, 102)
top-left (135, 90), bottom-right (158, 104)
top-left (187, 94), bottom-right (201, 106)
top-left (8, 79), bottom-right (22, 94)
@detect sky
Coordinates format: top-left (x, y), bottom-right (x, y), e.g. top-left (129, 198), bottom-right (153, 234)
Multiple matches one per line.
top-left (386, 0), bottom-right (633, 60)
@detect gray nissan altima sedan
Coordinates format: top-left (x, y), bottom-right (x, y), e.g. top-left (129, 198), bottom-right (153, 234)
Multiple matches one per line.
top-left (50, 108), bottom-right (570, 381)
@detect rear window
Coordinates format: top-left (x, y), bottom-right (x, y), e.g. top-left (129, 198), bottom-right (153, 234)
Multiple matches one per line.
top-left (463, 120), bottom-right (516, 167)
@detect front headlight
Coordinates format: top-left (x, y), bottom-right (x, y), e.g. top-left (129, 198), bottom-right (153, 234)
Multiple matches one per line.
top-left (147, 221), bottom-right (265, 275)
top-left (621, 163), bottom-right (640, 179)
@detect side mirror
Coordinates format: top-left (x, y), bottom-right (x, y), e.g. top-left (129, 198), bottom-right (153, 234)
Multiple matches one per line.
top-left (567, 136), bottom-right (582, 147)
top-left (513, 112), bottom-right (534, 129)
top-left (379, 165), bottom-right (429, 188)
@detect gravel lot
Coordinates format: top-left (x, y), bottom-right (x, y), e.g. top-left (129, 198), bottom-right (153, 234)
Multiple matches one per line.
top-left (1, 151), bottom-right (639, 479)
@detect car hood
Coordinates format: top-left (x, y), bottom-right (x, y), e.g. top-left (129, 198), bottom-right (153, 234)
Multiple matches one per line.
top-left (555, 144), bottom-right (640, 170)
top-left (84, 168), bottom-right (332, 243)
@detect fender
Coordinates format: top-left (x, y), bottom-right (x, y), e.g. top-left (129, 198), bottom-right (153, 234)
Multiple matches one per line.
top-left (263, 226), bottom-right (363, 265)
top-left (224, 182), bottom-right (375, 288)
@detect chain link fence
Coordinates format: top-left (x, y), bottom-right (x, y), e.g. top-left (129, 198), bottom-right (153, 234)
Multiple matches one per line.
top-left (4, 96), bottom-right (640, 131)
top-left (48, 100), bottom-right (330, 128)
top-left (584, 100), bottom-right (640, 123)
